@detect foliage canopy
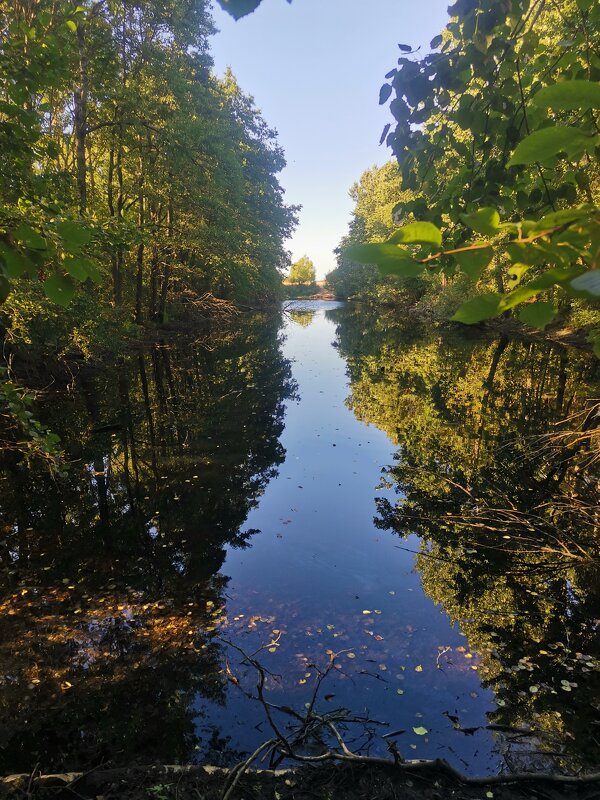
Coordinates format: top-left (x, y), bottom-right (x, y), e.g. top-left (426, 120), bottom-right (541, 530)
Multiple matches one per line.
top-left (288, 255), bottom-right (316, 284)
top-left (337, 0), bottom-right (600, 348)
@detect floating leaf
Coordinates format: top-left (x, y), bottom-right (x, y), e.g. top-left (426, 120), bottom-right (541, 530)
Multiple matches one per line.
top-left (415, 665), bottom-right (423, 672)
top-left (413, 726), bottom-right (428, 735)
top-left (346, 652), bottom-right (356, 659)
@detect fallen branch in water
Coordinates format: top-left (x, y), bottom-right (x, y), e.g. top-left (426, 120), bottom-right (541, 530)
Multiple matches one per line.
top-left (211, 637), bottom-right (600, 798)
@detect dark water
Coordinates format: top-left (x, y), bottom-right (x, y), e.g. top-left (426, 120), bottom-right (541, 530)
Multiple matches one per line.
top-left (1, 302), bottom-right (599, 776)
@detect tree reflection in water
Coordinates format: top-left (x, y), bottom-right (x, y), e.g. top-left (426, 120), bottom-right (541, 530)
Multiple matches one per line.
top-left (0, 313), bottom-right (296, 773)
top-left (330, 304), bottom-right (600, 772)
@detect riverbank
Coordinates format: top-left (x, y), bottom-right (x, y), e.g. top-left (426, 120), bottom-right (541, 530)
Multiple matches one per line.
top-left (3, 762), bottom-right (599, 800)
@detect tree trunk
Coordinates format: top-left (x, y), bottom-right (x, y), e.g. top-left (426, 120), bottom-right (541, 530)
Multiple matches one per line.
top-left (157, 195), bottom-right (174, 322)
top-left (135, 150), bottom-right (145, 324)
top-left (74, 22), bottom-right (89, 215)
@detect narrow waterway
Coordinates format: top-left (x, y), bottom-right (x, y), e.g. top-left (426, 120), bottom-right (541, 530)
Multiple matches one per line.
top-left (199, 302), bottom-right (501, 772)
top-left (0, 301), bottom-right (598, 775)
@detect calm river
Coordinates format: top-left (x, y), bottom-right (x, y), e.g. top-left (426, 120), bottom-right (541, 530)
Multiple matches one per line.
top-left (1, 301), bottom-right (598, 775)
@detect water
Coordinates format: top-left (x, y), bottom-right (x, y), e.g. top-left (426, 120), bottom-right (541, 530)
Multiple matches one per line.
top-left (0, 302), bottom-right (598, 775)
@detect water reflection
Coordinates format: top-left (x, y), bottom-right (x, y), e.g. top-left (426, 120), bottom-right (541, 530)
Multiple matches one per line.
top-left (1, 303), bottom-right (598, 777)
top-left (0, 313), bottom-right (295, 772)
top-left (331, 304), bottom-right (600, 771)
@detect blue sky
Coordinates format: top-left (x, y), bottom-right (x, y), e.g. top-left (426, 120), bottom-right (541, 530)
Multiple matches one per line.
top-left (210, 0), bottom-right (450, 279)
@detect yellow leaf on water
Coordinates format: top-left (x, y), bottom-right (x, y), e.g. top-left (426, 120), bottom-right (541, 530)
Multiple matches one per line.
top-left (415, 665), bottom-right (423, 672)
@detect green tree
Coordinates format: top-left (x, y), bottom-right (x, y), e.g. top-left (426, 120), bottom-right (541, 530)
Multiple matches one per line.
top-left (288, 255), bottom-right (316, 284)
top-left (343, 0), bottom-right (600, 347)
top-left (0, 0), bottom-right (297, 467)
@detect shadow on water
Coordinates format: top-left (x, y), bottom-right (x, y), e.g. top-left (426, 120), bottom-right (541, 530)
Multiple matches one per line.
top-left (0, 302), bottom-right (599, 776)
top-left (0, 312), bottom-right (295, 772)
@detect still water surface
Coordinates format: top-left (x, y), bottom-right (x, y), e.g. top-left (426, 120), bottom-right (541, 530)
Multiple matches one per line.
top-left (0, 301), bottom-right (598, 775)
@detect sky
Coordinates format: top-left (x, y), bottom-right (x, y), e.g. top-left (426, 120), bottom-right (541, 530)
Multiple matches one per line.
top-left (210, 0), bottom-right (450, 279)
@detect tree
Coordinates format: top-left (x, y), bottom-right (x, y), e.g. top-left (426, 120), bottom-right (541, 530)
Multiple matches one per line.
top-left (0, 0), bottom-right (297, 468)
top-left (342, 0), bottom-right (600, 349)
top-left (288, 255), bottom-right (316, 284)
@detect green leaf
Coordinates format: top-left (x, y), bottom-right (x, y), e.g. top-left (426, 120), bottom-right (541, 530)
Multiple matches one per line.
top-left (345, 242), bottom-right (424, 277)
top-left (413, 726), bottom-right (428, 736)
top-left (379, 84), bottom-right (392, 105)
top-left (346, 242), bottom-right (411, 264)
top-left (500, 267), bottom-right (581, 309)
top-left (460, 208), bottom-right (500, 235)
top-left (65, 19), bottom-right (77, 32)
top-left (532, 81), bottom-right (600, 111)
top-left (0, 276), bottom-right (10, 305)
top-left (43, 274), bottom-right (76, 306)
top-left (531, 207), bottom-right (591, 231)
top-left (453, 246), bottom-right (493, 280)
top-left (388, 222), bottom-right (442, 247)
top-left (451, 293), bottom-right (502, 324)
top-left (506, 263), bottom-right (530, 289)
top-left (56, 220), bottom-right (92, 251)
top-left (0, 243), bottom-right (33, 278)
top-left (506, 242), bottom-right (546, 266)
top-left (13, 223), bottom-right (47, 251)
top-left (508, 126), bottom-right (594, 166)
top-left (518, 301), bottom-right (557, 330)
top-left (569, 270), bottom-right (600, 297)
top-left (378, 260), bottom-right (426, 278)
top-left (63, 256), bottom-right (91, 282)
top-left (216, 0), bottom-right (268, 19)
